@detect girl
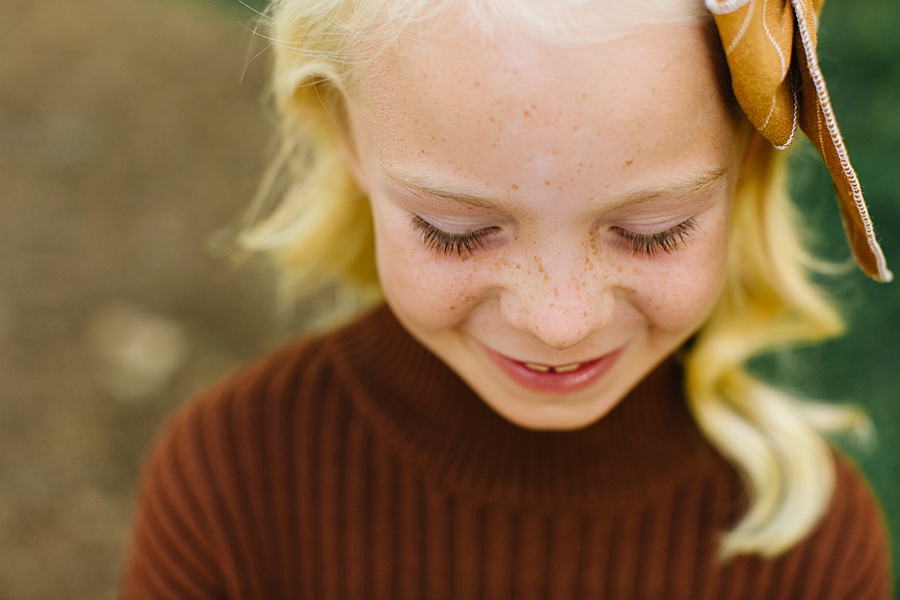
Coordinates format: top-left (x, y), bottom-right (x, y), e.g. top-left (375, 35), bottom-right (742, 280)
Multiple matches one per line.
top-left (121, 0), bottom-right (892, 597)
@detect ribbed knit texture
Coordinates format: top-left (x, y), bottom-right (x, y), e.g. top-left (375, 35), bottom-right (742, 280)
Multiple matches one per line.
top-left (121, 305), bottom-right (891, 599)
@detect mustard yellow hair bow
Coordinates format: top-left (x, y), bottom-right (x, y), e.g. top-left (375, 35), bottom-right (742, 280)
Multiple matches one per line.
top-left (708, 0), bottom-right (892, 282)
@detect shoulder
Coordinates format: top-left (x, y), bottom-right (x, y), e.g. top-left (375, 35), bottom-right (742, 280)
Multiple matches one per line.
top-left (719, 450), bottom-right (892, 600)
top-left (131, 305), bottom-right (405, 510)
top-left (152, 332), bottom-right (327, 459)
top-left (131, 304), bottom-right (398, 528)
top-left (799, 450), bottom-right (893, 599)
top-left (121, 325), bottom-right (353, 597)
top-left (144, 319), bottom-right (353, 493)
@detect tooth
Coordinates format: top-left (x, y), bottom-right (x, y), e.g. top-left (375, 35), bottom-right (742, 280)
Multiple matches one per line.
top-left (524, 362), bottom-right (551, 373)
top-left (553, 363), bottom-right (581, 373)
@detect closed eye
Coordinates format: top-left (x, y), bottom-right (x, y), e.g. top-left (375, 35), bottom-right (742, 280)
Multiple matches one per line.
top-left (410, 215), bottom-right (500, 257)
top-left (612, 218), bottom-right (698, 257)
top-left (412, 214), bottom-right (697, 258)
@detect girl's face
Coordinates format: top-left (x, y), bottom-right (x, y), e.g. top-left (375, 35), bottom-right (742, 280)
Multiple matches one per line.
top-left (342, 18), bottom-right (744, 430)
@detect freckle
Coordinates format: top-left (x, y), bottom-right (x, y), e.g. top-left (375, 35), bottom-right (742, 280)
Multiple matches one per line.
top-left (583, 311), bottom-right (588, 317)
top-left (527, 158), bottom-right (532, 162)
top-left (544, 181), bottom-right (550, 186)
top-left (623, 159), bottom-right (634, 169)
top-left (421, 149), bottom-right (425, 154)
top-left (474, 81), bottom-right (480, 86)
top-left (531, 104), bottom-right (537, 109)
top-left (553, 287), bottom-right (559, 298)
top-left (523, 110), bottom-right (531, 117)
top-left (511, 184), bottom-right (518, 190)
top-left (572, 126), bottom-right (578, 132)
top-left (492, 143), bottom-right (497, 148)
top-left (549, 303), bottom-right (555, 308)
top-left (449, 306), bottom-right (456, 310)
top-left (617, 265), bottom-right (624, 273)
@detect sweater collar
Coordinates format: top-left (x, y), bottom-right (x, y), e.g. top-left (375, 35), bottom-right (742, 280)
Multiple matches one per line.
top-left (327, 305), bottom-right (717, 510)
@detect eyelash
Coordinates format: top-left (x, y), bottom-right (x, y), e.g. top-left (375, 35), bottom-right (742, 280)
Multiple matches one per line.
top-left (410, 215), bottom-right (698, 258)
top-left (612, 218), bottom-right (698, 257)
top-left (411, 215), bottom-right (499, 256)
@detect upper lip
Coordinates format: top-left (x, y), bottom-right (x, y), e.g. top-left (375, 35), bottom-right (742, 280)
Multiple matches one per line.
top-left (482, 345), bottom-right (616, 368)
top-left (521, 359), bottom-right (592, 368)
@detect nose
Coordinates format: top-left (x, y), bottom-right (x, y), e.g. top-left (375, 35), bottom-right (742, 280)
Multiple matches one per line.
top-left (500, 252), bottom-right (616, 351)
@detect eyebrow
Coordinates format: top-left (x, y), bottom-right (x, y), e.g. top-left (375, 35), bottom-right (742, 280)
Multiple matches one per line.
top-left (380, 165), bottom-right (510, 210)
top-left (379, 163), bottom-right (729, 212)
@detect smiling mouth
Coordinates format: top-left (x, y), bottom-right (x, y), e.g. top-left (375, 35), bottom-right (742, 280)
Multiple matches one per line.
top-left (482, 346), bottom-right (625, 394)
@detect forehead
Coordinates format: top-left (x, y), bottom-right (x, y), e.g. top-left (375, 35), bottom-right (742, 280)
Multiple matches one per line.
top-left (349, 17), bottom-right (737, 199)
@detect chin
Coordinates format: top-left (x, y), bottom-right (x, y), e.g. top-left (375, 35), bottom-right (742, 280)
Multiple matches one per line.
top-left (490, 397), bottom-right (623, 431)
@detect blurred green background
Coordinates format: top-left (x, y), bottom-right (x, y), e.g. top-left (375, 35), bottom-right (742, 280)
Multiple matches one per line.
top-left (781, 0), bottom-right (900, 583)
top-left (0, 0), bottom-right (895, 597)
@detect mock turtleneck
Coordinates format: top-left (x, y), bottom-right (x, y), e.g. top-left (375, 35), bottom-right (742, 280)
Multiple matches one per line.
top-left (327, 305), bottom-right (719, 510)
top-left (120, 304), bottom-right (891, 599)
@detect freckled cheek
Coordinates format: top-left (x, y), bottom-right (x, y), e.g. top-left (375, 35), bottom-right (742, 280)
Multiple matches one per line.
top-left (374, 228), bottom-right (489, 331)
top-left (636, 243), bottom-right (729, 334)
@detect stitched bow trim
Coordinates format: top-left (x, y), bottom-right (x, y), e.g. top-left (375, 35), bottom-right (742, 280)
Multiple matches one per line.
top-left (708, 0), bottom-right (891, 282)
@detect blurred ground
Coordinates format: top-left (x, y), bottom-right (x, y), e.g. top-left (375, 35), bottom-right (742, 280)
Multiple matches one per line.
top-left (0, 0), bottom-right (897, 598)
top-left (0, 0), bottom-right (277, 597)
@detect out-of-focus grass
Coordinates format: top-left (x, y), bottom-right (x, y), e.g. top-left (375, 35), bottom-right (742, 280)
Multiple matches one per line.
top-left (780, 0), bottom-right (900, 585)
top-left (209, 0), bottom-right (900, 589)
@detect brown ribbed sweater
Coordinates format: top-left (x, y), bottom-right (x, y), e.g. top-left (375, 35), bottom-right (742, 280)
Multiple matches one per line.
top-left (121, 305), bottom-right (891, 599)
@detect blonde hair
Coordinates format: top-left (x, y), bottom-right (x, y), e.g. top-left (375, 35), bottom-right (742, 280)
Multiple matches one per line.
top-left (236, 0), bottom-right (869, 558)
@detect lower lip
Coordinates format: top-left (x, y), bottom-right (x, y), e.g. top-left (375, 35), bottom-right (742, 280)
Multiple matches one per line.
top-left (482, 346), bottom-right (625, 394)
